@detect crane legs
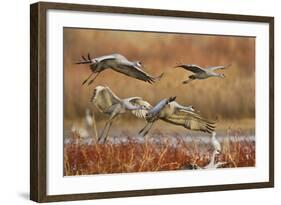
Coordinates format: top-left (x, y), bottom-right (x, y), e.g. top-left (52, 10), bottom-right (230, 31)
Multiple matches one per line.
top-left (87, 72), bottom-right (100, 86)
top-left (182, 78), bottom-right (194, 84)
top-left (98, 112), bottom-right (118, 143)
top-left (82, 72), bottom-right (94, 85)
top-left (82, 72), bottom-right (100, 86)
top-left (99, 120), bottom-right (113, 143)
top-left (139, 122), bottom-right (154, 137)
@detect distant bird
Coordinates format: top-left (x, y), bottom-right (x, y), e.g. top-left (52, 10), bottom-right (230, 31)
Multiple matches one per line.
top-left (139, 97), bottom-right (215, 137)
top-left (85, 108), bottom-right (93, 127)
top-left (182, 132), bottom-right (225, 170)
top-left (91, 85), bottom-right (152, 143)
top-left (175, 64), bottom-right (231, 84)
top-left (211, 132), bottom-right (221, 153)
top-left (71, 124), bottom-right (90, 139)
top-left (71, 109), bottom-right (94, 140)
top-left (202, 132), bottom-right (226, 169)
top-left (76, 53), bottom-right (163, 85)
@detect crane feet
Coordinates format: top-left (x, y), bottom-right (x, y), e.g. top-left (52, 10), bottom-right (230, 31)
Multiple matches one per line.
top-left (182, 79), bottom-right (193, 84)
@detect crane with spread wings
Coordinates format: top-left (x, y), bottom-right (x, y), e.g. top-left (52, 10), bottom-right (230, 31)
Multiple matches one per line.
top-left (139, 96), bottom-right (216, 137)
top-left (76, 53), bottom-right (163, 86)
top-left (91, 86), bottom-right (152, 143)
top-left (175, 64), bottom-right (231, 84)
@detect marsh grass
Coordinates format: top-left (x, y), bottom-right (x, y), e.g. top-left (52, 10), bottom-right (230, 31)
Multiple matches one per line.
top-left (64, 131), bottom-right (255, 176)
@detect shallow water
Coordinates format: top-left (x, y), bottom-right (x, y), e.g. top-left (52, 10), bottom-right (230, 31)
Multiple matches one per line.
top-left (64, 132), bottom-right (255, 146)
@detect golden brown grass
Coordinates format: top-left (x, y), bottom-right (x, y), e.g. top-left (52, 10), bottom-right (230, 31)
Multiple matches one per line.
top-left (63, 28), bottom-right (255, 121)
top-left (64, 131), bottom-right (255, 176)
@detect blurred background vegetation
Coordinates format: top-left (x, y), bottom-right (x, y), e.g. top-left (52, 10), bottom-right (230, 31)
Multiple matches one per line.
top-left (63, 28), bottom-right (255, 129)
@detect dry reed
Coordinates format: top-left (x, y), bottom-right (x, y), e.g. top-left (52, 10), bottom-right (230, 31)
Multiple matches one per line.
top-left (64, 131), bottom-right (255, 176)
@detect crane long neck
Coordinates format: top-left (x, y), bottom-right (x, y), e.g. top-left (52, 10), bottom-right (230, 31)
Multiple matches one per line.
top-left (122, 101), bottom-right (141, 110)
top-left (209, 151), bottom-right (217, 165)
top-left (211, 72), bottom-right (220, 77)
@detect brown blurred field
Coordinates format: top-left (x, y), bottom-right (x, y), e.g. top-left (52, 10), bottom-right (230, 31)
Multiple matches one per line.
top-left (63, 28), bottom-right (255, 122)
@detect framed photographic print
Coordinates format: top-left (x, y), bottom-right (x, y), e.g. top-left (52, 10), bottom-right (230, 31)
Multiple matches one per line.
top-left (30, 1), bottom-right (274, 202)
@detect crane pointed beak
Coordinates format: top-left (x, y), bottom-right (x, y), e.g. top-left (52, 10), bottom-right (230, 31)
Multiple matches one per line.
top-left (216, 150), bottom-right (221, 154)
top-left (171, 96), bottom-right (177, 101)
top-left (189, 106), bottom-right (195, 112)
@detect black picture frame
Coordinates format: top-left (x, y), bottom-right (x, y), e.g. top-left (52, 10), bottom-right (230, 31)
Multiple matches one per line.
top-left (30, 1), bottom-right (274, 202)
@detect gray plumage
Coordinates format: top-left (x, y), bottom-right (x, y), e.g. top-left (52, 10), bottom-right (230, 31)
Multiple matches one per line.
top-left (211, 132), bottom-right (221, 153)
top-left (175, 64), bottom-right (231, 84)
top-left (91, 86), bottom-right (152, 143)
top-left (200, 132), bottom-right (225, 169)
top-left (139, 97), bottom-right (215, 137)
top-left (76, 53), bottom-right (163, 85)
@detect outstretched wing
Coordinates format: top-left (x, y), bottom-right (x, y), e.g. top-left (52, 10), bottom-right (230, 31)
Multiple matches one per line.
top-left (111, 63), bottom-right (157, 84)
top-left (161, 104), bottom-right (215, 133)
top-left (95, 54), bottom-right (123, 63)
top-left (169, 101), bottom-right (195, 112)
top-left (175, 64), bottom-right (206, 73)
top-left (92, 86), bottom-right (121, 112)
top-left (207, 64), bottom-right (231, 71)
top-left (126, 97), bottom-right (152, 118)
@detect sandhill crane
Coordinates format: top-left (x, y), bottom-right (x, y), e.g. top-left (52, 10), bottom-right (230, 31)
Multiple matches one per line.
top-left (70, 109), bottom-right (94, 141)
top-left (175, 64), bottom-right (231, 84)
top-left (85, 108), bottom-right (93, 128)
top-left (196, 132), bottom-right (226, 169)
top-left (139, 97), bottom-right (215, 137)
top-left (201, 132), bottom-right (225, 169)
top-left (91, 85), bottom-right (152, 143)
top-left (184, 133), bottom-right (225, 170)
top-left (71, 124), bottom-right (89, 139)
top-left (211, 132), bottom-right (221, 153)
top-left (76, 53), bottom-right (163, 86)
